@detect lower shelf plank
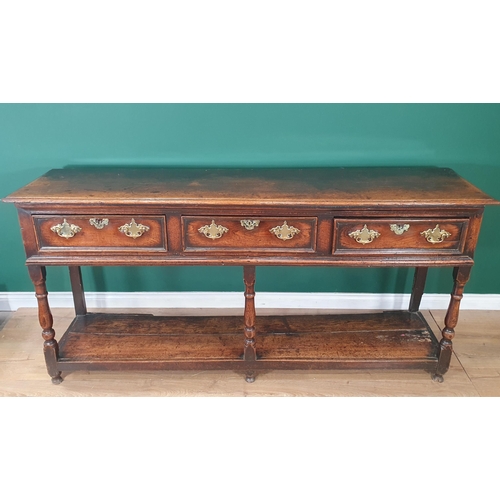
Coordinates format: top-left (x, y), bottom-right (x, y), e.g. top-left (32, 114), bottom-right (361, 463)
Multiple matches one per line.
top-left (57, 311), bottom-right (440, 369)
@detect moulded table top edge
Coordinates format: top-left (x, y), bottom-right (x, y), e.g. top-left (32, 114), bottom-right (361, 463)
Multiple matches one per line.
top-left (4, 166), bottom-right (499, 206)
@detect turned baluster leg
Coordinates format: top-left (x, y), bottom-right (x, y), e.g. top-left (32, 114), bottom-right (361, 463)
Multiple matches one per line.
top-left (243, 265), bottom-right (257, 383)
top-left (409, 267), bottom-right (428, 312)
top-left (432, 266), bottom-right (471, 383)
top-left (28, 266), bottom-right (63, 384)
top-left (69, 266), bottom-right (87, 316)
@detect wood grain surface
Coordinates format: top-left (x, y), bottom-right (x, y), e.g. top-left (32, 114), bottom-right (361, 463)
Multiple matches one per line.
top-left (55, 310), bottom-right (438, 362)
top-left (4, 166), bottom-right (499, 207)
top-left (35, 215), bottom-right (167, 250)
top-left (182, 216), bottom-right (316, 252)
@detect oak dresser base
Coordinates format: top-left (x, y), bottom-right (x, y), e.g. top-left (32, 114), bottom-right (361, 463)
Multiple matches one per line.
top-left (4, 167), bottom-right (498, 385)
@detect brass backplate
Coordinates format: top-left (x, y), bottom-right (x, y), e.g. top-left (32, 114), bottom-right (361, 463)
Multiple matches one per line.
top-left (50, 219), bottom-right (82, 239)
top-left (118, 219), bottom-right (150, 239)
top-left (269, 221), bottom-right (300, 240)
top-left (348, 224), bottom-right (380, 245)
top-left (240, 220), bottom-right (260, 230)
top-left (198, 220), bottom-right (229, 239)
top-left (420, 224), bottom-right (451, 244)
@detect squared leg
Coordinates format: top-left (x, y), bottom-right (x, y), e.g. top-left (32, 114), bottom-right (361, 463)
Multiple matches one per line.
top-left (409, 267), bottom-right (428, 312)
top-left (69, 266), bottom-right (87, 316)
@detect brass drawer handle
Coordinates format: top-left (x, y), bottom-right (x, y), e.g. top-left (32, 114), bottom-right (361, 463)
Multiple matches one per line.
top-left (240, 220), bottom-right (260, 230)
top-left (89, 218), bottom-right (109, 229)
top-left (198, 220), bottom-right (229, 239)
top-left (390, 223), bottom-right (410, 235)
top-left (420, 224), bottom-right (451, 244)
top-left (50, 219), bottom-right (82, 239)
top-left (269, 221), bottom-right (300, 240)
top-left (348, 224), bottom-right (380, 245)
top-left (118, 219), bottom-right (150, 239)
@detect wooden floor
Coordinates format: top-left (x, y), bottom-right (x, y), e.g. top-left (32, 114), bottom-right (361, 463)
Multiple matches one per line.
top-left (1, 307), bottom-right (499, 396)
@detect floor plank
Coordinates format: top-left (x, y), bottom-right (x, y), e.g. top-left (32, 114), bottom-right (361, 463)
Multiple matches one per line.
top-left (0, 312), bottom-right (13, 332)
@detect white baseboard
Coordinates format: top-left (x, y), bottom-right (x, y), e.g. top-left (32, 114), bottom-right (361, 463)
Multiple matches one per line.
top-left (0, 291), bottom-right (498, 311)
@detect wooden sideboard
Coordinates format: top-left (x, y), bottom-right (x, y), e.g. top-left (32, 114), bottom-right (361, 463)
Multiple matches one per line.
top-left (4, 166), bottom-right (499, 384)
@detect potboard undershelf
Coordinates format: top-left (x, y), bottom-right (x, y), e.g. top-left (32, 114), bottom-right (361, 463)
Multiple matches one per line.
top-left (56, 311), bottom-right (440, 371)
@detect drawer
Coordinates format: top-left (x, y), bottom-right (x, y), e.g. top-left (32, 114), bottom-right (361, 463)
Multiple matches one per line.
top-left (34, 215), bottom-right (167, 251)
top-left (333, 218), bottom-right (468, 255)
top-left (182, 217), bottom-right (317, 253)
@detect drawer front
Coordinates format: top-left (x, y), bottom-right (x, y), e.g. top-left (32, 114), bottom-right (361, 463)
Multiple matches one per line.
top-left (34, 215), bottom-right (167, 251)
top-left (182, 217), bottom-right (317, 252)
top-left (334, 218), bottom-right (468, 255)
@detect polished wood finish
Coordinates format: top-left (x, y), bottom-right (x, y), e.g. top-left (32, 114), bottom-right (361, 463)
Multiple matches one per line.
top-left (34, 214), bottom-right (167, 251)
top-left (182, 217), bottom-right (316, 252)
top-left (5, 166), bottom-right (497, 207)
top-left (3, 166), bottom-right (499, 384)
top-left (334, 218), bottom-right (467, 254)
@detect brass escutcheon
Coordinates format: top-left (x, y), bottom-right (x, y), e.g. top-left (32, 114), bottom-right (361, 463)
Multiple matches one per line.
top-left (390, 223), bottom-right (410, 235)
top-left (348, 224), bottom-right (380, 245)
top-left (89, 218), bottom-right (109, 229)
top-left (269, 221), bottom-right (300, 240)
top-left (198, 220), bottom-right (229, 239)
top-left (420, 224), bottom-right (451, 244)
top-left (118, 219), bottom-right (150, 239)
top-left (240, 220), bottom-right (260, 230)
top-left (50, 219), bottom-right (82, 239)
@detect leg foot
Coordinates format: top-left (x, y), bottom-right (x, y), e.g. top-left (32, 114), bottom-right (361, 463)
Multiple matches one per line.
top-left (245, 371), bottom-right (256, 383)
top-left (432, 373), bottom-right (444, 383)
top-left (51, 373), bottom-right (63, 385)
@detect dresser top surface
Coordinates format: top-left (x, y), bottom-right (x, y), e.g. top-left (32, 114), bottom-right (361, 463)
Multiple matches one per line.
top-left (4, 166), bottom-right (499, 207)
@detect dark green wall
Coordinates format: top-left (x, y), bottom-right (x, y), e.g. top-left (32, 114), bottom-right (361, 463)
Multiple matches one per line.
top-left (1, 104), bottom-right (499, 295)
